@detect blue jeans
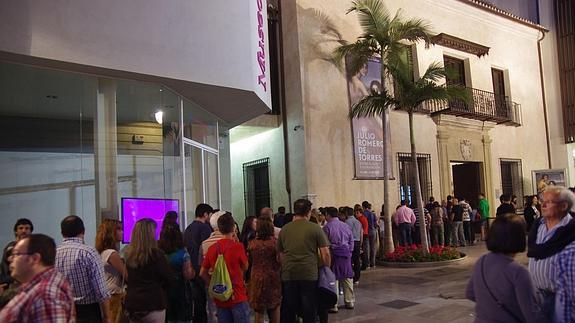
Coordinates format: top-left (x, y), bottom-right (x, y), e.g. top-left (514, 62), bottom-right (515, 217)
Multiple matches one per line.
top-left (368, 229), bottom-right (377, 267)
top-left (216, 301), bottom-right (250, 323)
top-left (398, 223), bottom-right (412, 246)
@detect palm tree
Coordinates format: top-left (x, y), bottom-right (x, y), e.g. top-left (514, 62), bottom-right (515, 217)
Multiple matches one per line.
top-left (351, 49), bottom-right (469, 254)
top-left (334, 0), bottom-right (432, 254)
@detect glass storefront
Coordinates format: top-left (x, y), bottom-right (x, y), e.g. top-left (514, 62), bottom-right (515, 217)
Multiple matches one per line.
top-left (0, 62), bottom-right (224, 247)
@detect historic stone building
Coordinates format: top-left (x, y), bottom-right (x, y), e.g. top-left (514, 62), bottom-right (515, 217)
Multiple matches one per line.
top-left (231, 0), bottom-right (570, 218)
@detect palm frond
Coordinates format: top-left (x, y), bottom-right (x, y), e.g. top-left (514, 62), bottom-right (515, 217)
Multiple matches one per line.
top-left (348, 0), bottom-right (391, 37)
top-left (349, 93), bottom-right (397, 119)
top-left (445, 85), bottom-right (472, 104)
top-left (417, 62), bottom-right (446, 83)
top-left (390, 17), bottom-right (433, 47)
top-left (333, 39), bottom-right (377, 76)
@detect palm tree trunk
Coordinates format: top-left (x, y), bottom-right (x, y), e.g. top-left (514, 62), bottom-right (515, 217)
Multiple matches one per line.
top-left (382, 109), bottom-right (394, 253)
top-left (408, 111), bottom-right (430, 254)
top-left (381, 50), bottom-right (394, 254)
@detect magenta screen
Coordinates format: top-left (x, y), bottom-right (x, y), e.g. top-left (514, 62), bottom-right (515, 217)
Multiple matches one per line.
top-left (121, 198), bottom-right (179, 243)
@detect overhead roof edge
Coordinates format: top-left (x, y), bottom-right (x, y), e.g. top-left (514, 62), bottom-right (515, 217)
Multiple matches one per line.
top-left (457, 0), bottom-right (549, 33)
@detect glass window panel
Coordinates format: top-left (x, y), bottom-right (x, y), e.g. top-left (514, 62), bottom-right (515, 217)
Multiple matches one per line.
top-left (114, 81), bottom-right (183, 229)
top-left (0, 62), bottom-right (98, 247)
top-left (183, 99), bottom-right (218, 149)
top-left (184, 144), bottom-right (204, 225)
top-left (204, 151), bottom-right (219, 208)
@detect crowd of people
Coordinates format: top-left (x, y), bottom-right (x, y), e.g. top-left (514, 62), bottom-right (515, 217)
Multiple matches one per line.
top-left (0, 199), bottom-right (382, 323)
top-left (466, 186), bottom-right (575, 322)
top-left (0, 186), bottom-right (573, 322)
top-left (390, 194), bottom-right (489, 248)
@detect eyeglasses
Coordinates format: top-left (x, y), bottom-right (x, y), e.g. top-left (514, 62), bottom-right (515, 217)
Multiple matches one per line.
top-left (9, 251), bottom-right (34, 258)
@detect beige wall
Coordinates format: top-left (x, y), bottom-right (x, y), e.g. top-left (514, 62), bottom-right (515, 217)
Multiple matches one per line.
top-left (538, 0), bottom-right (574, 184)
top-left (230, 126), bottom-right (288, 220)
top-left (289, 0), bottom-right (550, 210)
top-left (230, 0), bottom-right (566, 215)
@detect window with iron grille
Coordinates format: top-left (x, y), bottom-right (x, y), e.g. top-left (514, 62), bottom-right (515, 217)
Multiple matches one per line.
top-left (397, 153), bottom-right (432, 207)
top-left (243, 158), bottom-right (271, 217)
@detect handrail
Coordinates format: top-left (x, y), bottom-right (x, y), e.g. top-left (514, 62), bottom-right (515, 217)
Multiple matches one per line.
top-left (423, 87), bottom-right (521, 126)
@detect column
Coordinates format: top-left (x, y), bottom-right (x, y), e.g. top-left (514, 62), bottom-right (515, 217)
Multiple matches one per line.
top-left (437, 130), bottom-right (451, 200)
top-left (94, 79), bottom-right (119, 223)
top-left (482, 134), bottom-right (494, 214)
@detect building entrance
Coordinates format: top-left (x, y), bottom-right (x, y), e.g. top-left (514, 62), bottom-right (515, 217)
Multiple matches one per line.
top-left (451, 162), bottom-right (483, 208)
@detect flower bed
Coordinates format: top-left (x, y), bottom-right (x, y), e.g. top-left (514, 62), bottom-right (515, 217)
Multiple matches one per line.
top-left (383, 245), bottom-right (461, 263)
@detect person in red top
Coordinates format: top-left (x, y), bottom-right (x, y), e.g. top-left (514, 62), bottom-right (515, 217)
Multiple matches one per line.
top-left (200, 212), bottom-right (249, 323)
top-left (0, 234), bottom-right (75, 322)
top-left (354, 205), bottom-right (369, 270)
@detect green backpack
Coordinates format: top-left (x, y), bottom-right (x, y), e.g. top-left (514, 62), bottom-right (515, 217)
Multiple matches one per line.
top-left (208, 242), bottom-right (234, 301)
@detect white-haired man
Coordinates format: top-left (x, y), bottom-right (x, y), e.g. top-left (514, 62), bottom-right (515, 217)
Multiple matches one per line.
top-left (527, 186), bottom-right (575, 322)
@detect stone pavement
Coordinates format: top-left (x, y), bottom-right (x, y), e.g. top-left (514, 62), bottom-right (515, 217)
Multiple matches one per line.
top-left (329, 244), bottom-right (529, 323)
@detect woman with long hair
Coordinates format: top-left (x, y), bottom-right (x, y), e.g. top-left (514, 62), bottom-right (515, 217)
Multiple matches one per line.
top-left (95, 219), bottom-right (127, 323)
top-left (523, 195), bottom-right (541, 233)
top-left (247, 215), bottom-right (281, 323)
top-left (158, 222), bottom-right (195, 323)
top-left (239, 216), bottom-right (257, 251)
top-left (124, 219), bottom-right (172, 323)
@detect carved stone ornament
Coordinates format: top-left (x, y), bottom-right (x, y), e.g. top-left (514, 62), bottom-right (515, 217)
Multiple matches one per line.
top-left (460, 139), bottom-right (472, 160)
top-left (431, 33), bottom-right (490, 57)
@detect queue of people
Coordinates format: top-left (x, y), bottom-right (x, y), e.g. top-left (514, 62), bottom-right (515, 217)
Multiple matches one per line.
top-left (1, 187), bottom-right (573, 323)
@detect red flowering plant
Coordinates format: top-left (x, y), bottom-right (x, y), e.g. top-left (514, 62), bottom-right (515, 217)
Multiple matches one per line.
top-left (383, 245), bottom-right (461, 262)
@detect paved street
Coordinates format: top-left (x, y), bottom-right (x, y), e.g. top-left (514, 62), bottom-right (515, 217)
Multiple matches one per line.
top-left (329, 244), bottom-right (529, 323)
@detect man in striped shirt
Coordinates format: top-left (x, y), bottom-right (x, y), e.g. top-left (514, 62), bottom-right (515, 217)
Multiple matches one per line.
top-left (527, 187), bottom-right (575, 322)
top-left (0, 234), bottom-right (75, 322)
top-left (55, 215), bottom-right (110, 323)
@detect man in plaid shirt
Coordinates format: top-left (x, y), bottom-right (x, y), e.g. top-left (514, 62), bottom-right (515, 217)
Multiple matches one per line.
top-left (555, 242), bottom-right (575, 322)
top-left (55, 215), bottom-right (110, 323)
top-left (0, 234), bottom-right (75, 322)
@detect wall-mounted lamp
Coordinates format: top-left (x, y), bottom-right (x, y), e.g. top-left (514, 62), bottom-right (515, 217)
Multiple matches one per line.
top-left (154, 111), bottom-right (163, 124)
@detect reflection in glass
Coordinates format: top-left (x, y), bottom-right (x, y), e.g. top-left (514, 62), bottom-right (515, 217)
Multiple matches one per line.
top-left (0, 62), bottom-right (97, 246)
top-left (0, 62), bottom-right (221, 243)
top-left (183, 100), bottom-right (218, 149)
top-left (185, 144), bottom-right (204, 221)
top-left (204, 152), bottom-right (219, 208)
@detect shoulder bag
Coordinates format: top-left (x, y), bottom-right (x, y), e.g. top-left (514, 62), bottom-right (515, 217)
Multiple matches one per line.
top-left (479, 257), bottom-right (524, 323)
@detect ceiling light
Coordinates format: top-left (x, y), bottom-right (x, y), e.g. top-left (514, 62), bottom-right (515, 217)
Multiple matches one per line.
top-left (154, 111), bottom-right (163, 124)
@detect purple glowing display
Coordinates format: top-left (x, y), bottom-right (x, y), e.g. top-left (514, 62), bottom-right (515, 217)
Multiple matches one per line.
top-left (121, 198), bottom-right (179, 243)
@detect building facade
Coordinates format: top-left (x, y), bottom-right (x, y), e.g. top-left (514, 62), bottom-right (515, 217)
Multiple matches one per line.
top-left (231, 0), bottom-right (568, 218)
top-left (0, 0), bottom-right (271, 247)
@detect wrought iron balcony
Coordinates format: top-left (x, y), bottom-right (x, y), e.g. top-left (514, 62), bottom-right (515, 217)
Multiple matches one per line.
top-left (423, 87), bottom-right (522, 126)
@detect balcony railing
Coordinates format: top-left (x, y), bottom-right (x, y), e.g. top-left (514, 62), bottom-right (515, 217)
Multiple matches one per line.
top-left (423, 87), bottom-right (522, 126)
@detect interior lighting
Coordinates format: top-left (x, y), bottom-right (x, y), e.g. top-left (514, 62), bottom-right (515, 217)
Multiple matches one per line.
top-left (154, 110), bottom-right (163, 124)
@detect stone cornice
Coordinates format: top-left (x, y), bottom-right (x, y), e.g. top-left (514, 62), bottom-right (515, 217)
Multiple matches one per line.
top-left (432, 114), bottom-right (496, 133)
top-left (431, 33), bottom-right (490, 57)
top-left (456, 0), bottom-right (549, 32)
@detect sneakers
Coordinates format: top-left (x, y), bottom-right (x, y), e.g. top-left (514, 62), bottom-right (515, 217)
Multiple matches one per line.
top-left (328, 307), bottom-right (339, 313)
top-left (345, 303), bottom-right (355, 309)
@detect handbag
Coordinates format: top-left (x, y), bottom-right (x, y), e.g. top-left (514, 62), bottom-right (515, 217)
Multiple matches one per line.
top-left (479, 257), bottom-right (523, 323)
top-left (317, 266), bottom-right (337, 308)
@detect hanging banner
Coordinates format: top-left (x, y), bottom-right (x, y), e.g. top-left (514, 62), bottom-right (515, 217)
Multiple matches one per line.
top-left (346, 57), bottom-right (393, 179)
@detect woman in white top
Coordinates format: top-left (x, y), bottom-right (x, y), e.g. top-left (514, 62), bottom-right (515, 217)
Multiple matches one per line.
top-left (96, 219), bottom-right (127, 323)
